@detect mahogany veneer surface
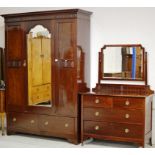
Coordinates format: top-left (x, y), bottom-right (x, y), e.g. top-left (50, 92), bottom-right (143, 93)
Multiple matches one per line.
top-left (81, 84), bottom-right (153, 147)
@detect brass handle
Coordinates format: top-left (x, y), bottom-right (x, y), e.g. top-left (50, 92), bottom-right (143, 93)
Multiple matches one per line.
top-left (95, 111), bottom-right (100, 116)
top-left (125, 100), bottom-right (130, 106)
top-left (65, 123), bottom-right (69, 128)
top-left (95, 98), bottom-right (100, 104)
top-left (13, 118), bottom-right (16, 122)
top-left (125, 114), bottom-right (130, 119)
top-left (30, 120), bottom-right (35, 124)
top-left (125, 128), bottom-right (129, 133)
top-left (44, 121), bottom-right (49, 126)
top-left (94, 126), bottom-right (99, 130)
top-left (23, 60), bottom-right (27, 67)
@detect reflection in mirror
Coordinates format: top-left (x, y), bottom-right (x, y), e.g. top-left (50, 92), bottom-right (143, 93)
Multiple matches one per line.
top-left (77, 46), bottom-right (84, 83)
top-left (27, 25), bottom-right (52, 107)
top-left (103, 46), bottom-right (143, 80)
top-left (77, 46), bottom-right (82, 80)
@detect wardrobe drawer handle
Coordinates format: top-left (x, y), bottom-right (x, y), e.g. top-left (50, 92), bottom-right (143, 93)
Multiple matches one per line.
top-left (94, 126), bottom-right (99, 130)
top-left (13, 118), bottom-right (16, 122)
top-left (125, 114), bottom-right (130, 119)
top-left (65, 123), bottom-right (69, 128)
top-left (44, 121), bottom-right (49, 126)
top-left (30, 120), bottom-right (35, 124)
top-left (125, 100), bottom-right (130, 106)
top-left (125, 128), bottom-right (129, 133)
top-left (95, 111), bottom-right (100, 116)
top-left (95, 98), bottom-right (100, 104)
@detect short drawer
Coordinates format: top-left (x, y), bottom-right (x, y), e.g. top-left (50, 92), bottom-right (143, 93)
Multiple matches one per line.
top-left (82, 95), bottom-right (113, 108)
top-left (113, 97), bottom-right (144, 110)
top-left (8, 112), bottom-right (39, 132)
top-left (84, 121), bottom-right (143, 139)
top-left (39, 115), bottom-right (75, 135)
top-left (83, 108), bottom-right (144, 124)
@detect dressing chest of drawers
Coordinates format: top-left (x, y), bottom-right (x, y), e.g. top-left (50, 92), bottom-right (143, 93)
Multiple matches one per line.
top-left (81, 44), bottom-right (154, 147)
top-left (81, 84), bottom-right (153, 147)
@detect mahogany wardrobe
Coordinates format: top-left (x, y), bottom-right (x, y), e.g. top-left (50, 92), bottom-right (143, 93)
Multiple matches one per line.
top-left (2, 9), bottom-right (92, 144)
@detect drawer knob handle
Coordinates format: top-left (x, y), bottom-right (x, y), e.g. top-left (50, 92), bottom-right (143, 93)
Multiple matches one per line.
top-left (125, 100), bottom-right (130, 106)
top-left (125, 128), bottom-right (129, 133)
top-left (65, 123), bottom-right (69, 128)
top-left (45, 121), bottom-right (49, 126)
top-left (94, 125), bottom-right (99, 130)
top-left (30, 120), bottom-right (35, 124)
top-left (95, 111), bottom-right (100, 116)
top-left (95, 98), bottom-right (100, 104)
top-left (13, 118), bottom-right (16, 122)
top-left (125, 114), bottom-right (130, 119)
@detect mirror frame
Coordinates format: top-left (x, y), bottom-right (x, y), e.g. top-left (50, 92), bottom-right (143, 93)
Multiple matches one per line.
top-left (98, 44), bottom-right (147, 85)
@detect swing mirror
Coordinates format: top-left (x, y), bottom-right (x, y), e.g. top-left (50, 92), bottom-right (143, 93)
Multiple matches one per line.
top-left (99, 44), bottom-right (146, 82)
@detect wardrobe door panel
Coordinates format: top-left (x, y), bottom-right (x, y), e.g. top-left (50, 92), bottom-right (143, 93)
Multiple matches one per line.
top-left (57, 20), bottom-right (75, 60)
top-left (7, 25), bottom-right (23, 60)
top-left (55, 19), bottom-right (77, 117)
top-left (6, 24), bottom-right (26, 112)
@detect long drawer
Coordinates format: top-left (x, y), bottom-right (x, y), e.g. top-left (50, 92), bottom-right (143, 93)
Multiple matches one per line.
top-left (32, 84), bottom-right (51, 94)
top-left (83, 108), bottom-right (144, 124)
top-left (84, 121), bottom-right (143, 139)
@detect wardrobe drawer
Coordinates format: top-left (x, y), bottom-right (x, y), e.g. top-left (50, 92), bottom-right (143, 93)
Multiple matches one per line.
top-left (8, 112), bottom-right (39, 131)
top-left (84, 121), bottom-right (143, 139)
top-left (83, 108), bottom-right (143, 124)
top-left (113, 97), bottom-right (144, 110)
top-left (32, 84), bottom-right (51, 94)
top-left (39, 115), bottom-right (75, 135)
top-left (82, 95), bottom-right (113, 108)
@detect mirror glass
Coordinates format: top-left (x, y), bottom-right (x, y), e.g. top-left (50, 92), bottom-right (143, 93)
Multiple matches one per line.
top-left (27, 25), bottom-right (52, 107)
top-left (103, 46), bottom-right (143, 80)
